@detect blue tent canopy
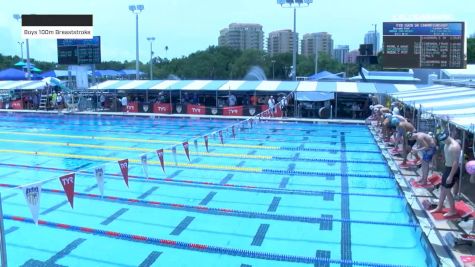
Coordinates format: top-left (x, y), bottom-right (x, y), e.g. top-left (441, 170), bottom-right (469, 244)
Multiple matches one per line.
top-left (0, 68), bottom-right (27, 80)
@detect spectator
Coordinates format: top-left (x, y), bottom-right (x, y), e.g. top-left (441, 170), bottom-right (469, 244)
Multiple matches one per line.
top-left (228, 94), bottom-right (236, 106)
top-left (121, 95), bottom-right (128, 111)
top-left (268, 95), bottom-right (275, 117)
top-left (250, 94), bottom-right (257, 106)
top-left (100, 93), bottom-right (106, 109)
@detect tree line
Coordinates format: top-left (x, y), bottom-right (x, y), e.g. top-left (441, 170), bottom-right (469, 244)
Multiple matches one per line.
top-left (1, 38), bottom-right (474, 80)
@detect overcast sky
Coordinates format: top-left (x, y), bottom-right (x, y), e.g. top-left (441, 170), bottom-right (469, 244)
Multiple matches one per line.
top-left (0, 0), bottom-right (473, 63)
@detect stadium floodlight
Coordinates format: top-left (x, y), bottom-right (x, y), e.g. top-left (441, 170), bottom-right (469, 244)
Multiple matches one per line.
top-left (277, 0), bottom-right (312, 80)
top-left (129, 4), bottom-right (145, 80)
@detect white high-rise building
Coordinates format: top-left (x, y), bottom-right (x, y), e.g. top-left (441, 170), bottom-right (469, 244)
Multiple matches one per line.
top-left (267, 29), bottom-right (296, 56)
top-left (364, 30), bottom-right (380, 55)
top-left (301, 32), bottom-right (333, 57)
top-left (333, 45), bottom-right (350, 64)
top-left (218, 23), bottom-right (264, 51)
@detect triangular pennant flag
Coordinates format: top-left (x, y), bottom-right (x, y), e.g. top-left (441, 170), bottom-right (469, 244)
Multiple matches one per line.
top-left (193, 139), bottom-right (199, 152)
top-left (59, 173), bottom-right (75, 208)
top-left (156, 149), bottom-right (166, 173)
top-left (204, 135), bottom-right (209, 152)
top-left (219, 130), bottom-right (224, 144)
top-left (182, 141), bottom-right (191, 162)
top-left (250, 118), bottom-right (253, 129)
top-left (140, 153), bottom-right (149, 179)
top-left (232, 125), bottom-right (236, 139)
top-left (22, 182), bottom-right (42, 225)
top-left (118, 159), bottom-right (129, 187)
top-left (172, 146), bottom-right (177, 165)
top-left (94, 166), bottom-right (104, 197)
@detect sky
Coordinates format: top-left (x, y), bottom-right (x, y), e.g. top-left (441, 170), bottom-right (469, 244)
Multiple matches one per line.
top-left (0, 0), bottom-right (473, 63)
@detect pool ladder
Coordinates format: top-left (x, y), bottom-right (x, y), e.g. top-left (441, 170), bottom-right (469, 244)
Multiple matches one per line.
top-left (38, 94), bottom-right (48, 110)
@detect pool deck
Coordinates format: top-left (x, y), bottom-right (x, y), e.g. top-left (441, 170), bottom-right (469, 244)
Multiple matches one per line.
top-left (368, 124), bottom-right (475, 267)
top-left (1, 109), bottom-right (471, 266)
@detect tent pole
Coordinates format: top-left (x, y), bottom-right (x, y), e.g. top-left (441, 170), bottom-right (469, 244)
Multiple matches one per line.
top-left (169, 90), bottom-right (172, 114)
top-left (334, 92), bottom-right (338, 118)
top-left (0, 193), bottom-right (8, 267)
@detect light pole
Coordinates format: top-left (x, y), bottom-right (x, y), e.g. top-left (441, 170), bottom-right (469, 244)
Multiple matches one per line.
top-left (271, 60), bottom-right (276, 80)
top-left (17, 41), bottom-right (24, 61)
top-left (278, 0), bottom-right (313, 81)
top-left (147, 37), bottom-right (155, 80)
top-left (129, 4), bottom-right (144, 80)
top-left (13, 14), bottom-right (31, 80)
top-left (146, 37), bottom-right (155, 103)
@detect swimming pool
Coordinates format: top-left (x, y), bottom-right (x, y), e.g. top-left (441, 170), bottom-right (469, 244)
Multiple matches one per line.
top-left (0, 112), bottom-right (437, 267)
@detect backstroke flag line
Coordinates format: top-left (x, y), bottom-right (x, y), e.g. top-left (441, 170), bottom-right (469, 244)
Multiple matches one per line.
top-left (59, 173), bottom-right (75, 208)
top-left (22, 182), bottom-right (42, 225)
top-left (183, 141), bottom-right (191, 162)
top-left (118, 159), bottom-right (129, 187)
top-left (156, 149), bottom-right (165, 173)
top-left (140, 153), bottom-right (149, 179)
top-left (95, 166), bottom-right (104, 197)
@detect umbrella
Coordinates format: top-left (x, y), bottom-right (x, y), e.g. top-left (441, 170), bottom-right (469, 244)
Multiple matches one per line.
top-left (42, 77), bottom-right (62, 86)
top-left (31, 67), bottom-right (42, 73)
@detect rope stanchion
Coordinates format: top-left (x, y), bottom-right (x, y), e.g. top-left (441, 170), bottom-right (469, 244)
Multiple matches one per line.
top-left (3, 215), bottom-right (413, 267)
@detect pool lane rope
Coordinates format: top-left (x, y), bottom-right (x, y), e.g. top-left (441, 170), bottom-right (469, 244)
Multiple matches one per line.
top-left (3, 215), bottom-right (414, 267)
top-left (0, 148), bottom-right (393, 179)
top-left (0, 163), bottom-right (403, 199)
top-left (0, 183), bottom-right (416, 228)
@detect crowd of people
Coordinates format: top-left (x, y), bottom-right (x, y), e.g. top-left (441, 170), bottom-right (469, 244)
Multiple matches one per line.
top-left (368, 102), bottom-right (469, 219)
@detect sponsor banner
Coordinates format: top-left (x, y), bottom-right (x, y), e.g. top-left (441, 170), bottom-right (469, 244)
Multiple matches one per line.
top-left (187, 104), bottom-right (206, 115)
top-left (247, 106), bottom-right (257, 116)
top-left (118, 159), bottom-right (129, 187)
top-left (156, 149), bottom-right (165, 173)
top-left (22, 182), bottom-right (42, 225)
top-left (140, 153), bottom-right (148, 179)
top-left (223, 106), bottom-right (243, 116)
top-left (59, 173), bottom-right (75, 208)
top-left (219, 130), bottom-right (224, 144)
top-left (204, 135), bottom-right (209, 152)
top-left (11, 100), bottom-right (23, 110)
top-left (209, 107), bottom-right (219, 115)
top-left (172, 146), bottom-right (177, 165)
top-left (127, 101), bottom-right (139, 113)
top-left (153, 103), bottom-right (172, 114)
top-left (94, 166), bottom-right (104, 196)
top-left (182, 141), bottom-right (191, 162)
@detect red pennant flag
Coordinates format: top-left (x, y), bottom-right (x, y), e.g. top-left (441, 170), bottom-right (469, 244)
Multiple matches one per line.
top-left (183, 141), bottom-right (191, 162)
top-left (219, 130), bottom-right (224, 144)
top-left (156, 149), bottom-right (165, 173)
top-left (118, 159), bottom-right (129, 187)
top-left (204, 135), bottom-right (209, 152)
top-left (59, 173), bottom-right (75, 208)
top-left (232, 125), bottom-right (236, 139)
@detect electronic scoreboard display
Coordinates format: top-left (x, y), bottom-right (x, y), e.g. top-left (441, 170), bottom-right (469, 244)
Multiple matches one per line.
top-left (382, 22), bottom-right (465, 69)
top-left (57, 36), bottom-right (101, 65)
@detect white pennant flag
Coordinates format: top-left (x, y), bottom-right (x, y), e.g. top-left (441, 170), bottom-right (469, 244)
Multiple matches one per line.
top-left (22, 182), bottom-right (42, 225)
top-left (140, 153), bottom-right (149, 179)
top-left (95, 166), bottom-right (104, 197)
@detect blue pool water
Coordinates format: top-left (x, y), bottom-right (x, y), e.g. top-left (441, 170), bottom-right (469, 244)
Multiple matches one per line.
top-left (0, 113), bottom-right (436, 266)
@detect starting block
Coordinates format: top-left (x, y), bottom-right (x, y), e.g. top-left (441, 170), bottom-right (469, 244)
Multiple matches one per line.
top-left (445, 232), bottom-right (475, 248)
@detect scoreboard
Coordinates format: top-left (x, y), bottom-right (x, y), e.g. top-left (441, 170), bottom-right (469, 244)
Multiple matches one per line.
top-left (57, 36), bottom-right (101, 65)
top-left (382, 22), bottom-right (465, 69)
